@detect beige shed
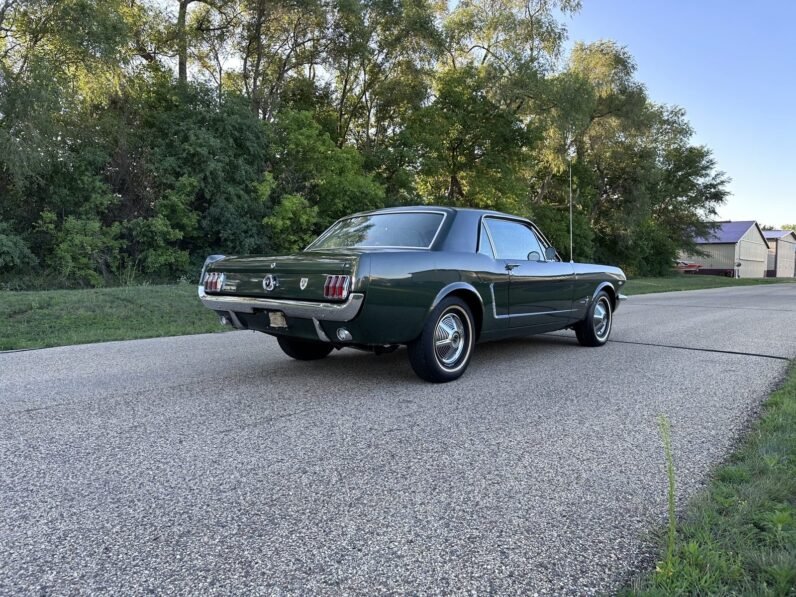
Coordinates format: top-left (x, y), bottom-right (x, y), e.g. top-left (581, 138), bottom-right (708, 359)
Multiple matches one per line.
top-left (682, 221), bottom-right (769, 278)
top-left (764, 230), bottom-right (796, 278)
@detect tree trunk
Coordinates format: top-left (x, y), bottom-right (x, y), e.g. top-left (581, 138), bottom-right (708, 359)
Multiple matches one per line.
top-left (249, 0), bottom-right (266, 115)
top-left (176, 0), bottom-right (192, 84)
top-left (447, 174), bottom-right (464, 202)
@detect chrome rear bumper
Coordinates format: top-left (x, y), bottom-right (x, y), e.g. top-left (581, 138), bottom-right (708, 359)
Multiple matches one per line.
top-left (197, 286), bottom-right (364, 322)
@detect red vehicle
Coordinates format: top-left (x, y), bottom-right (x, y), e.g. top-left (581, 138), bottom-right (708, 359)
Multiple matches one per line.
top-left (673, 260), bottom-right (702, 274)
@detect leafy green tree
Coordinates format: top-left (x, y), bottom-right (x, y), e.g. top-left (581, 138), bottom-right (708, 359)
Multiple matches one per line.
top-left (410, 66), bottom-right (533, 211)
top-left (265, 194), bottom-right (320, 253)
top-left (37, 212), bottom-right (123, 287)
top-left (0, 0), bottom-right (733, 287)
top-left (0, 220), bottom-right (37, 273)
top-left (118, 77), bottom-right (271, 261)
top-left (268, 110), bottom-right (385, 228)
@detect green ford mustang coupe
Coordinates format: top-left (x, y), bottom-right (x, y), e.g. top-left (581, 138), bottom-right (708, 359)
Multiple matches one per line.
top-left (199, 206), bottom-right (627, 382)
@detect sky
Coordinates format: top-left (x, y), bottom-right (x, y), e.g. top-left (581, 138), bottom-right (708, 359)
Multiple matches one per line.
top-left (563, 0), bottom-right (796, 228)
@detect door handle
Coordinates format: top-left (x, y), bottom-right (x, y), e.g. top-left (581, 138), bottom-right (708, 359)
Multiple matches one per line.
top-left (505, 263), bottom-right (521, 271)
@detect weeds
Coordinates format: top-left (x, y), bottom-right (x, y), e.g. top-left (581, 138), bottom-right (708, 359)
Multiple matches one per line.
top-left (630, 363), bottom-right (796, 595)
top-left (655, 414), bottom-right (678, 579)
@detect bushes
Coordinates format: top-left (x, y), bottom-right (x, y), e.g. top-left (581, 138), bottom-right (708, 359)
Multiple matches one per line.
top-left (0, 82), bottom-right (389, 288)
top-left (0, 221), bottom-right (37, 273)
top-left (34, 212), bottom-right (123, 288)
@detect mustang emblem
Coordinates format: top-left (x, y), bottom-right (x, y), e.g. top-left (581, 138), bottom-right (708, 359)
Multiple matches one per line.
top-left (263, 274), bottom-right (278, 291)
top-left (299, 277), bottom-right (308, 290)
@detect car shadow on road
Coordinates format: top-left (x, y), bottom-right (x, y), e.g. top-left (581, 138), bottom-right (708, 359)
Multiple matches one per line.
top-left (254, 331), bottom-right (582, 386)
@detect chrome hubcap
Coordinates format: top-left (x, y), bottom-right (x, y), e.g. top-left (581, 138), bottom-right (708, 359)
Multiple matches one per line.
top-left (434, 311), bottom-right (467, 367)
top-left (593, 298), bottom-right (611, 340)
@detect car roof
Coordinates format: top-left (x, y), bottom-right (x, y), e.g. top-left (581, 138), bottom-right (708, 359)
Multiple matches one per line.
top-left (349, 205), bottom-right (526, 220)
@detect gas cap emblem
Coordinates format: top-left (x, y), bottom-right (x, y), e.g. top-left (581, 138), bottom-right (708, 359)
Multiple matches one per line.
top-left (299, 277), bottom-right (308, 290)
top-left (263, 274), bottom-right (278, 291)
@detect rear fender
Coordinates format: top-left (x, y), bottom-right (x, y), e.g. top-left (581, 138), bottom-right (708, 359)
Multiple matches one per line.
top-left (429, 282), bottom-right (485, 339)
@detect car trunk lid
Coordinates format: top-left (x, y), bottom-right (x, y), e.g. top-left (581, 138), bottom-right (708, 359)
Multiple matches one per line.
top-left (208, 251), bottom-right (363, 301)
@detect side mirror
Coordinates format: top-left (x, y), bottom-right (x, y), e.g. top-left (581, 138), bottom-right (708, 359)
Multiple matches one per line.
top-left (528, 250), bottom-right (541, 262)
top-left (544, 246), bottom-right (558, 261)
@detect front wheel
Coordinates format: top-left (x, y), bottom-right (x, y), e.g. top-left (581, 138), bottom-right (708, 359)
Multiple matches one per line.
top-left (276, 336), bottom-right (333, 360)
top-left (574, 291), bottom-right (613, 347)
top-left (407, 297), bottom-right (475, 383)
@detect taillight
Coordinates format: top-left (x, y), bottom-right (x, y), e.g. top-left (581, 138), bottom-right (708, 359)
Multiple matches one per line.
top-left (204, 272), bottom-right (225, 293)
top-left (323, 275), bottom-right (350, 300)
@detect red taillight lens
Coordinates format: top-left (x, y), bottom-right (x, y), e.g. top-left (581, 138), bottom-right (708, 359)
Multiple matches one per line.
top-left (324, 275), bottom-right (350, 300)
top-left (204, 272), bottom-right (225, 293)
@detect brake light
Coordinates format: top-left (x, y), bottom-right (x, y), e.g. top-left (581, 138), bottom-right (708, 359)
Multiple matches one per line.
top-left (323, 275), bottom-right (350, 300)
top-left (204, 272), bottom-right (225, 293)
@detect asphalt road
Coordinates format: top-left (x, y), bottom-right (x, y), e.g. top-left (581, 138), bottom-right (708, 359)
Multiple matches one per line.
top-left (1, 284), bottom-right (794, 595)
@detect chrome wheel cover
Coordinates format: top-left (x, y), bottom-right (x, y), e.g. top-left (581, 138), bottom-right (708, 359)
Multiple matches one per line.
top-left (434, 309), bottom-right (467, 368)
top-left (593, 297), bottom-right (612, 341)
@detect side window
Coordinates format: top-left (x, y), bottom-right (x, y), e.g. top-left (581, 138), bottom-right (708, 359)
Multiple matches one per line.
top-left (478, 223), bottom-right (494, 257)
top-left (484, 218), bottom-right (545, 261)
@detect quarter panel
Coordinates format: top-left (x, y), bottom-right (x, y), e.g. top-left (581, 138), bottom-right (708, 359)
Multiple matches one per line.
top-left (339, 250), bottom-right (503, 345)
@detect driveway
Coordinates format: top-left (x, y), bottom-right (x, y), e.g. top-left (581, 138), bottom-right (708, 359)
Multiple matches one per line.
top-left (1, 284), bottom-right (794, 595)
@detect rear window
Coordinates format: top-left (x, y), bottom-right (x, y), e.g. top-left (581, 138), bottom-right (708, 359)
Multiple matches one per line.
top-left (307, 212), bottom-right (445, 250)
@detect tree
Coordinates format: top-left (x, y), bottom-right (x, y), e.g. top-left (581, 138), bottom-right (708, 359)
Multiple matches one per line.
top-left (267, 110), bottom-right (385, 230)
top-left (0, 0), bottom-right (732, 287)
top-left (410, 65), bottom-right (533, 210)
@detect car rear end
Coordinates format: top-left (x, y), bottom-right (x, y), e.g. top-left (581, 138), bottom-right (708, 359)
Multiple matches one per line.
top-left (199, 251), bottom-right (370, 344)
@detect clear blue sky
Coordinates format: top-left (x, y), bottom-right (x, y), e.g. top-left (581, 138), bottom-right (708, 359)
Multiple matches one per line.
top-left (564, 0), bottom-right (796, 227)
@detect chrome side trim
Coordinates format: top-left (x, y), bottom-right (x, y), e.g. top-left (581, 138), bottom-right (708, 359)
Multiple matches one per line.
top-left (312, 318), bottom-right (331, 342)
top-left (488, 284), bottom-right (576, 320)
top-left (198, 285), bottom-right (364, 322)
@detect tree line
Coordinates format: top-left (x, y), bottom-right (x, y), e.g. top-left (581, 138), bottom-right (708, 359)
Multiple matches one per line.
top-left (0, 0), bottom-right (729, 287)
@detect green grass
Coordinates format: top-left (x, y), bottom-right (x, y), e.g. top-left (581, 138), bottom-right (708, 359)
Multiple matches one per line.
top-left (624, 274), bottom-right (796, 296)
top-left (0, 283), bottom-right (225, 350)
top-left (1, 274), bottom-right (794, 351)
top-left (627, 363), bottom-right (796, 595)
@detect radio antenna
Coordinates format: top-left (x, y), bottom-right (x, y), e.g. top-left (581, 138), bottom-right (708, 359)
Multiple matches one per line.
top-left (569, 158), bottom-right (573, 262)
top-left (567, 140), bottom-right (575, 263)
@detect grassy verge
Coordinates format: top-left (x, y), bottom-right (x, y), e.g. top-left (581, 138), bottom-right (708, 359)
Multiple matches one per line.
top-left (0, 283), bottom-right (224, 350)
top-left (624, 274), bottom-right (796, 296)
top-left (628, 363), bottom-right (796, 595)
top-left (1, 274), bottom-right (793, 351)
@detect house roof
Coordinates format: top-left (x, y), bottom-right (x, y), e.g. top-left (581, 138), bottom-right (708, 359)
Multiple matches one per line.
top-left (694, 221), bottom-right (764, 244)
top-left (764, 229), bottom-right (796, 241)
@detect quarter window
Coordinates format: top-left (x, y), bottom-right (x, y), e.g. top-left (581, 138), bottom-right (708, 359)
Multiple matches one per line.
top-left (484, 218), bottom-right (545, 261)
top-left (478, 224), bottom-right (494, 257)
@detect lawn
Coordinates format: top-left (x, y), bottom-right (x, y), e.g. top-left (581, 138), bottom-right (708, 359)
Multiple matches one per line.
top-left (623, 274), bottom-right (796, 295)
top-left (626, 362), bottom-right (796, 595)
top-left (1, 274), bottom-right (794, 351)
top-left (0, 283), bottom-right (224, 351)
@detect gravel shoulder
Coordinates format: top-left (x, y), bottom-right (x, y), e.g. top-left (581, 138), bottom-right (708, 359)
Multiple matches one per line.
top-left (1, 285), bottom-right (794, 595)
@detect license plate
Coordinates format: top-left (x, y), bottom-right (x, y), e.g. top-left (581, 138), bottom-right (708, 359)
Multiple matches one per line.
top-left (268, 311), bottom-right (287, 328)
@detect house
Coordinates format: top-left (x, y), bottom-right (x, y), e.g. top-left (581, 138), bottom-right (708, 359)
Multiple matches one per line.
top-left (764, 230), bottom-right (796, 278)
top-left (682, 221), bottom-right (770, 278)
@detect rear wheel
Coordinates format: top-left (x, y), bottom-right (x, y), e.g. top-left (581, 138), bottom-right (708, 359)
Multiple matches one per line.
top-left (574, 291), bottom-right (613, 347)
top-left (407, 297), bottom-right (475, 383)
top-left (276, 336), bottom-right (333, 360)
